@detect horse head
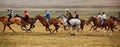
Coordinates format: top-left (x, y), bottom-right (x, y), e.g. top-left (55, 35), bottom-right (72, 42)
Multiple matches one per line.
top-left (35, 14), bottom-right (46, 21)
top-left (86, 16), bottom-right (98, 25)
top-left (109, 16), bottom-right (117, 21)
top-left (35, 14), bottom-right (40, 19)
top-left (57, 13), bottom-right (67, 19)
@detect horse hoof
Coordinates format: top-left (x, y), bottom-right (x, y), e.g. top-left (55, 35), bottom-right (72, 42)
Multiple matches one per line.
top-left (70, 34), bottom-right (76, 35)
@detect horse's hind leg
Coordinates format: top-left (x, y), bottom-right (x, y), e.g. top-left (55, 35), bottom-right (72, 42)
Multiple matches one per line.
top-left (80, 24), bottom-right (84, 32)
top-left (111, 26), bottom-right (114, 32)
top-left (7, 25), bottom-right (16, 33)
top-left (53, 24), bottom-right (60, 33)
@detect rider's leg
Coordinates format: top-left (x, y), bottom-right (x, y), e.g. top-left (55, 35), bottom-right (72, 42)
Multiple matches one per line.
top-left (67, 18), bottom-right (71, 25)
top-left (46, 19), bottom-right (50, 25)
top-left (101, 19), bottom-right (105, 25)
top-left (8, 14), bottom-right (12, 24)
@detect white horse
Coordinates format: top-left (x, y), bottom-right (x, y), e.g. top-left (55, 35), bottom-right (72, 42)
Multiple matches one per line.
top-left (57, 13), bottom-right (81, 35)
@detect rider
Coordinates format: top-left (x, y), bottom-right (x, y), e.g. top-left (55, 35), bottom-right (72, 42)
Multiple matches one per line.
top-left (74, 11), bottom-right (79, 19)
top-left (97, 13), bottom-right (102, 19)
top-left (66, 9), bottom-right (73, 25)
top-left (44, 10), bottom-right (50, 26)
top-left (101, 12), bottom-right (106, 26)
top-left (24, 10), bottom-right (29, 22)
top-left (7, 9), bottom-right (13, 24)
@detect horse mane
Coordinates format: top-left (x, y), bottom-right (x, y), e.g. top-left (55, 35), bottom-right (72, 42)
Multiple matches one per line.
top-left (61, 14), bottom-right (67, 18)
top-left (86, 16), bottom-right (97, 24)
top-left (14, 14), bottom-right (23, 18)
top-left (37, 15), bottom-right (46, 20)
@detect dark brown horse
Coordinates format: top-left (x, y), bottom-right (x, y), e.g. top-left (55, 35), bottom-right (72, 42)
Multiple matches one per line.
top-left (79, 19), bottom-right (86, 31)
top-left (0, 16), bottom-right (23, 32)
top-left (86, 16), bottom-right (116, 32)
top-left (110, 16), bottom-right (120, 25)
top-left (35, 15), bottom-right (63, 33)
top-left (14, 14), bottom-right (37, 31)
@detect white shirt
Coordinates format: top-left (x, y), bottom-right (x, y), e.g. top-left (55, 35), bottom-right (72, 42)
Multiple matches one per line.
top-left (97, 15), bottom-right (102, 19)
top-left (102, 14), bottom-right (106, 19)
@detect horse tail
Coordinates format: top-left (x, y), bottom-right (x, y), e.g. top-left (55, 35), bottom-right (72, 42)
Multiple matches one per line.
top-left (58, 20), bottom-right (63, 25)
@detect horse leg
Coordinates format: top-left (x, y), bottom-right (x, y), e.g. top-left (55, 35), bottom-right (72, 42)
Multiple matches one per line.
top-left (70, 26), bottom-right (75, 35)
top-left (32, 24), bottom-right (35, 28)
top-left (89, 25), bottom-right (94, 31)
top-left (53, 24), bottom-right (60, 33)
top-left (46, 26), bottom-right (52, 33)
top-left (3, 25), bottom-right (6, 33)
top-left (28, 24), bottom-right (35, 31)
top-left (7, 25), bottom-right (16, 33)
top-left (107, 26), bottom-right (110, 32)
top-left (80, 24), bottom-right (84, 32)
top-left (104, 26), bottom-right (107, 32)
top-left (111, 26), bottom-right (114, 32)
top-left (21, 25), bottom-right (27, 30)
top-left (63, 26), bottom-right (67, 31)
top-left (93, 26), bottom-right (98, 31)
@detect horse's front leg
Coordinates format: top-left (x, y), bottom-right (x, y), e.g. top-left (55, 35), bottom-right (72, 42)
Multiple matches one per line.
top-left (7, 25), bottom-right (16, 33)
top-left (21, 25), bottom-right (28, 31)
top-left (28, 24), bottom-right (35, 31)
top-left (46, 26), bottom-right (52, 33)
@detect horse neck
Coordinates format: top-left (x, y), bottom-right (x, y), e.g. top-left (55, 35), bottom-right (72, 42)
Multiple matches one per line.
top-left (61, 15), bottom-right (67, 22)
top-left (92, 18), bottom-right (100, 25)
top-left (0, 16), bottom-right (7, 22)
top-left (38, 16), bottom-right (46, 23)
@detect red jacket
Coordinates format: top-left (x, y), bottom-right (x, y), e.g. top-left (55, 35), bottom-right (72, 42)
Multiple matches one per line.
top-left (24, 13), bottom-right (29, 17)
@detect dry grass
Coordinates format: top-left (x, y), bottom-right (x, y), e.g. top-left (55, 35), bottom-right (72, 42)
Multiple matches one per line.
top-left (0, 21), bottom-right (120, 47)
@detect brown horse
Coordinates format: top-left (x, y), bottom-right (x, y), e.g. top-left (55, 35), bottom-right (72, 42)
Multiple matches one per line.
top-left (110, 16), bottom-right (120, 25)
top-left (79, 19), bottom-right (86, 31)
top-left (0, 16), bottom-right (23, 33)
top-left (14, 14), bottom-right (37, 31)
top-left (86, 16), bottom-right (116, 32)
top-left (35, 15), bottom-right (63, 33)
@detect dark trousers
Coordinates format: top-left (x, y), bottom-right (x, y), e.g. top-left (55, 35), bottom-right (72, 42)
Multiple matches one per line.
top-left (67, 18), bottom-right (71, 25)
top-left (8, 14), bottom-right (12, 22)
top-left (24, 16), bottom-right (29, 22)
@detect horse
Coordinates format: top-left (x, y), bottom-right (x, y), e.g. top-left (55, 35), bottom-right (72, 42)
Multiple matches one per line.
top-left (0, 16), bottom-right (24, 33)
top-left (14, 14), bottom-right (37, 31)
top-left (57, 14), bottom-right (81, 35)
top-left (110, 16), bottom-right (120, 25)
top-left (35, 14), bottom-right (63, 33)
top-left (57, 14), bottom-right (86, 32)
top-left (86, 16), bottom-right (116, 33)
top-left (110, 16), bottom-right (120, 31)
